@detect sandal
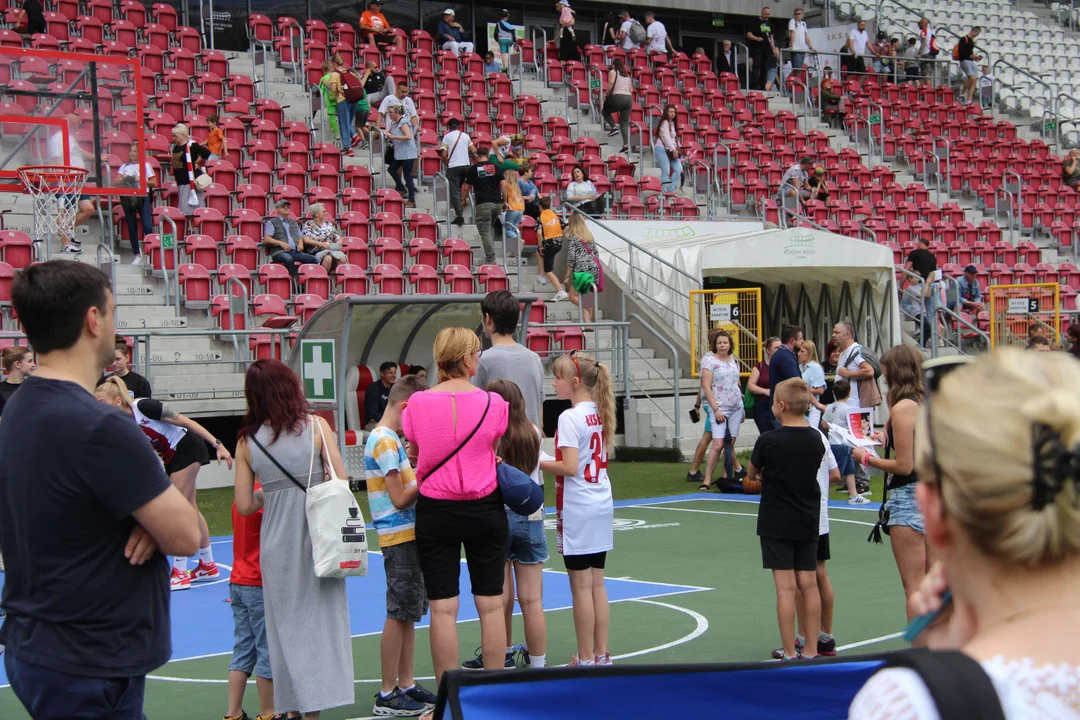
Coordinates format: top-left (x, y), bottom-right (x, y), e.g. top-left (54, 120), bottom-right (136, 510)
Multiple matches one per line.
top-left (697, 483), bottom-right (712, 492)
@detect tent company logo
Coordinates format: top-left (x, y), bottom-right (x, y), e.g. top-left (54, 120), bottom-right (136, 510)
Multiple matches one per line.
top-left (783, 232), bottom-right (818, 257)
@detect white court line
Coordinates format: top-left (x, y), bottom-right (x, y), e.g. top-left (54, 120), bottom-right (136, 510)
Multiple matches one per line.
top-left (146, 597), bottom-right (710, 685)
top-left (540, 568), bottom-right (713, 592)
top-left (631, 504), bottom-right (877, 528)
top-left (836, 632), bottom-right (904, 652)
top-left (637, 496), bottom-right (880, 513)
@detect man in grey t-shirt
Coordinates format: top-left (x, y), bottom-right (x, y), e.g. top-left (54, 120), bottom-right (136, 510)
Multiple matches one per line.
top-left (473, 291), bottom-right (544, 427)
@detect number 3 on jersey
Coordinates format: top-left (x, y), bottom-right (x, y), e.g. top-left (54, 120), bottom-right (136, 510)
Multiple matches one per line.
top-left (583, 432), bottom-right (608, 483)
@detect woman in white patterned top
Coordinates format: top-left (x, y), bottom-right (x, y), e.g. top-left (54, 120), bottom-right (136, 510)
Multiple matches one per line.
top-left (301, 203), bottom-right (347, 272)
top-left (699, 329), bottom-right (744, 491)
top-left (849, 349), bottom-right (1080, 719)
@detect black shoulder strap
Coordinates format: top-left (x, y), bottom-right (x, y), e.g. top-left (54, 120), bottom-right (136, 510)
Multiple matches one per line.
top-left (420, 391), bottom-right (491, 482)
top-left (885, 650), bottom-right (1006, 720)
top-left (249, 432), bottom-right (307, 494)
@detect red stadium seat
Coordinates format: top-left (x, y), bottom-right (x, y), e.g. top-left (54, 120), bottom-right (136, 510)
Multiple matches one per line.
top-left (177, 263), bottom-right (212, 309)
top-left (441, 264), bottom-right (474, 294)
top-left (293, 293), bottom-right (325, 323)
top-left (406, 264), bottom-right (440, 295)
top-left (257, 263), bottom-right (293, 299)
top-left (370, 264), bottom-right (405, 295)
top-left (334, 264), bottom-right (369, 295)
top-left (297, 264), bottom-right (331, 300)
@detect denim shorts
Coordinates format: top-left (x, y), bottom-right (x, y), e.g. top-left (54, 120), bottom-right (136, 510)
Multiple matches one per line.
top-left (229, 583), bottom-right (272, 678)
top-left (383, 540), bottom-right (429, 622)
top-left (885, 483), bottom-right (925, 535)
top-left (505, 506), bottom-right (548, 564)
top-left (831, 444), bottom-right (856, 477)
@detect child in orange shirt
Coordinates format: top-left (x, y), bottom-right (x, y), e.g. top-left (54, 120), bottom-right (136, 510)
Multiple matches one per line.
top-left (206, 114), bottom-right (226, 161)
top-left (538, 196), bottom-right (568, 301)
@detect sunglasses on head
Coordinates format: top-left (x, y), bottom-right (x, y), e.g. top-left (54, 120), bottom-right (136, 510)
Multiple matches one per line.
top-left (922, 356), bottom-right (975, 511)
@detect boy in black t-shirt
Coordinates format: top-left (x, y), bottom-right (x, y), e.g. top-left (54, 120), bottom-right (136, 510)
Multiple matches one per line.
top-left (97, 342), bottom-right (152, 399)
top-left (748, 377), bottom-right (824, 660)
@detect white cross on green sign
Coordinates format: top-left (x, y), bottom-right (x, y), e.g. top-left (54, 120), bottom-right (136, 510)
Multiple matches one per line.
top-left (301, 339), bottom-right (336, 401)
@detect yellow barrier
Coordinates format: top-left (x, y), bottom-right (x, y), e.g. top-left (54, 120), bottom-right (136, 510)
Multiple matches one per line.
top-left (987, 282), bottom-right (1060, 348)
top-left (689, 288), bottom-right (763, 377)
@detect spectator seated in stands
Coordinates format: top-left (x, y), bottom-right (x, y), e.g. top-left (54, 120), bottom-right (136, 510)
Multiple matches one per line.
top-left (437, 9), bottom-right (474, 57)
top-left (779, 155), bottom-right (816, 206)
top-left (483, 52), bottom-right (502, 74)
top-left (806, 167), bottom-right (829, 204)
top-left (949, 264), bottom-right (985, 314)
top-left (492, 133), bottom-right (526, 169)
top-left (1063, 148), bottom-right (1080, 191)
top-left (1028, 335), bottom-right (1051, 352)
top-left (360, 0), bottom-right (404, 49)
top-left (302, 203), bottom-right (347, 272)
top-left (564, 166), bottom-right (604, 216)
top-left (262, 200), bottom-right (318, 279)
top-left (364, 361), bottom-right (398, 430)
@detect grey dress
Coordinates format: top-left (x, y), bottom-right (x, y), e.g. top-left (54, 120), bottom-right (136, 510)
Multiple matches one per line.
top-left (249, 419), bottom-right (354, 714)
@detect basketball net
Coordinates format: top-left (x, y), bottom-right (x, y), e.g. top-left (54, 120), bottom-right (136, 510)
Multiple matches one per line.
top-left (17, 165), bottom-right (90, 247)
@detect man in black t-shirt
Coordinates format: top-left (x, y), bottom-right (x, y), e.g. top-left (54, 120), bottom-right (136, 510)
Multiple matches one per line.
top-left (96, 341), bottom-right (152, 400)
top-left (0, 261), bottom-right (200, 719)
top-left (364, 361), bottom-right (397, 429)
top-left (905, 237), bottom-right (939, 346)
top-left (461, 146), bottom-right (505, 266)
top-left (745, 7), bottom-right (778, 90)
top-left (956, 26), bottom-right (982, 104)
top-left (748, 377), bottom-right (826, 661)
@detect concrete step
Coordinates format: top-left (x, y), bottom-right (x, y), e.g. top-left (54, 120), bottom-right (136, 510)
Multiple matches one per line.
top-left (151, 372), bottom-right (245, 395)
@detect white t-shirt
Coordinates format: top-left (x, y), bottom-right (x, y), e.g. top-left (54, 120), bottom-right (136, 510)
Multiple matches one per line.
top-left (701, 354), bottom-right (743, 415)
top-left (620, 20), bottom-right (639, 50)
top-left (646, 20), bottom-right (667, 53)
top-left (439, 130), bottom-right (472, 168)
top-left (815, 429), bottom-right (838, 535)
top-left (555, 401), bottom-right (613, 556)
top-left (849, 28), bottom-right (870, 55)
top-left (118, 161), bottom-right (154, 182)
top-left (47, 130), bottom-right (86, 169)
top-left (837, 342), bottom-right (866, 408)
top-left (788, 19), bottom-right (809, 51)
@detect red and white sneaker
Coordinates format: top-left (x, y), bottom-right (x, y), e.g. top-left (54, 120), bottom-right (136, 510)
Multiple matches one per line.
top-left (170, 568), bottom-right (191, 591)
top-left (189, 560), bottom-right (220, 581)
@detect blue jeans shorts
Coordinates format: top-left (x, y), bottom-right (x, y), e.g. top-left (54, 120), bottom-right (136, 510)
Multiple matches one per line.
top-left (229, 583), bottom-right (272, 678)
top-left (831, 444), bottom-right (856, 477)
top-left (506, 506), bottom-right (548, 564)
top-left (885, 483), bottom-right (925, 535)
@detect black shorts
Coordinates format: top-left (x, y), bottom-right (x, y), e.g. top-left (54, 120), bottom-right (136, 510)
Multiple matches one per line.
top-left (164, 432), bottom-right (210, 475)
top-left (415, 488), bottom-right (509, 600)
top-left (760, 535), bottom-right (818, 572)
top-left (372, 32), bottom-right (394, 46)
top-left (541, 237), bottom-right (562, 273)
top-left (563, 551), bottom-right (607, 571)
top-left (354, 107), bottom-right (370, 128)
top-left (817, 533), bottom-right (830, 562)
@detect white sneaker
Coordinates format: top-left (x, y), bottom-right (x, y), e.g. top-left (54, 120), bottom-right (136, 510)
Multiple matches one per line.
top-left (130, 256), bottom-right (143, 265)
top-left (0, 551), bottom-right (5, 572)
top-left (535, 276), bottom-right (548, 285)
top-left (848, 494), bottom-right (871, 505)
top-left (60, 244), bottom-right (83, 254)
top-left (551, 290), bottom-right (568, 302)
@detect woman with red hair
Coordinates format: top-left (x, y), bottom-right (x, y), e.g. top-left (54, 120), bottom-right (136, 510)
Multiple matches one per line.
top-left (233, 359), bottom-right (355, 718)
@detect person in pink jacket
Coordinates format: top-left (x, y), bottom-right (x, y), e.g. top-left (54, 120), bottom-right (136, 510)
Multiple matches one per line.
top-left (402, 327), bottom-right (509, 697)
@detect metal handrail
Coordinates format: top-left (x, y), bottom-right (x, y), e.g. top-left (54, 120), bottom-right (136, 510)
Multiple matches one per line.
top-left (711, 143), bottom-right (732, 214)
top-left (279, 17), bottom-right (306, 88)
top-left (158, 214), bottom-right (179, 315)
top-left (733, 42), bottom-right (751, 93)
top-left (629, 312), bottom-right (681, 450)
top-left (689, 158), bottom-right (714, 220)
top-left (787, 77), bottom-right (813, 129)
top-left (530, 27), bottom-right (548, 86)
top-left (1000, 169), bottom-right (1023, 245)
top-left (628, 119), bottom-right (648, 171)
top-left (1055, 93), bottom-right (1080, 148)
top-left (932, 304), bottom-right (990, 357)
top-left (587, 65), bottom-right (605, 126)
top-left (867, 100), bottom-right (885, 168)
top-left (432, 172), bottom-right (450, 240)
top-left (991, 57), bottom-right (1058, 140)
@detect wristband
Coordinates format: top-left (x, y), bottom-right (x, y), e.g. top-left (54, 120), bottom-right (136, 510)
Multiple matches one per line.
top-left (862, 453), bottom-right (873, 469)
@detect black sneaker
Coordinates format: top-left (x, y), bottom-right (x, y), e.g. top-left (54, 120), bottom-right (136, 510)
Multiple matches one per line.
top-left (461, 647), bottom-right (516, 670)
top-left (373, 687), bottom-right (427, 716)
top-left (404, 683), bottom-right (437, 706)
top-left (817, 636), bottom-right (837, 656)
top-left (451, 216), bottom-right (465, 226)
top-left (856, 481), bottom-right (871, 495)
top-left (733, 467), bottom-right (748, 480)
top-left (606, 128), bottom-right (620, 137)
top-left (686, 471), bottom-right (705, 484)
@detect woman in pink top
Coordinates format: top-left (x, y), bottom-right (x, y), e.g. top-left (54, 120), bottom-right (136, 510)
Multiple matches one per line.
top-left (402, 326), bottom-right (509, 696)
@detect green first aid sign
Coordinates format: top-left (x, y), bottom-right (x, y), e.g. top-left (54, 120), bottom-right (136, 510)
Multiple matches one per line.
top-left (301, 339), bottom-right (336, 402)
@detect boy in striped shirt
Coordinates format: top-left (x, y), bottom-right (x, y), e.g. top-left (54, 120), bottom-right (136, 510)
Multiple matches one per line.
top-left (363, 374), bottom-right (436, 716)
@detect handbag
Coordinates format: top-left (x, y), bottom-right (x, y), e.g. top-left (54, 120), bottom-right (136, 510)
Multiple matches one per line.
top-left (419, 391), bottom-right (491, 482)
top-left (666, 148), bottom-right (679, 162)
top-left (742, 385), bottom-right (755, 410)
top-left (194, 172), bottom-right (212, 191)
top-left (250, 417), bottom-right (368, 578)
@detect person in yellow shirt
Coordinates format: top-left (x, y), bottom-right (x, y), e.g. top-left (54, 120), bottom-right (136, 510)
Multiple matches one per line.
top-left (538, 196), bottom-right (568, 301)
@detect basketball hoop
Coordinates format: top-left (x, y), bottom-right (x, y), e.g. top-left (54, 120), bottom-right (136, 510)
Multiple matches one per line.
top-left (17, 165), bottom-right (90, 247)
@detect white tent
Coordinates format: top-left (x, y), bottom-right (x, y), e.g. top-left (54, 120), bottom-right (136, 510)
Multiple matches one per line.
top-left (589, 221), bottom-right (901, 350)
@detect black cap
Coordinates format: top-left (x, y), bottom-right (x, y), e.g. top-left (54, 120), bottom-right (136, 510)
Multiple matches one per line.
top-left (877, 31), bottom-right (886, 39)
top-left (964, 264), bottom-right (978, 274)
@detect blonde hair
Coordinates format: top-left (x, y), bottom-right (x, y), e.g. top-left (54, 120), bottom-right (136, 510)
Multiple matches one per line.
top-left (565, 213), bottom-right (594, 244)
top-left (2, 345), bottom-right (29, 372)
top-left (503, 170), bottom-right (523, 206)
top-left (172, 123), bottom-right (189, 140)
top-left (774, 377), bottom-right (811, 416)
top-left (917, 349), bottom-right (1080, 567)
top-left (331, 53), bottom-right (344, 66)
top-left (96, 375), bottom-right (134, 408)
top-left (433, 327), bottom-right (481, 382)
top-left (800, 338), bottom-right (819, 364)
top-left (552, 352), bottom-right (616, 451)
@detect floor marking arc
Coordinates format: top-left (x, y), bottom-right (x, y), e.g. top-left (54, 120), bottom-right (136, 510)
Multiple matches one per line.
top-left (632, 504), bottom-right (877, 528)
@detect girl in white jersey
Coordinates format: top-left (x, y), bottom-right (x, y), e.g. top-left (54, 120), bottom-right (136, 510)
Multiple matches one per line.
top-left (539, 351), bottom-right (615, 666)
top-left (96, 376), bottom-right (233, 590)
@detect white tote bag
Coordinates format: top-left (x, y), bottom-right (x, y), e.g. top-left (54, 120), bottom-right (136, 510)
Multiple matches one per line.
top-left (306, 417), bottom-right (368, 578)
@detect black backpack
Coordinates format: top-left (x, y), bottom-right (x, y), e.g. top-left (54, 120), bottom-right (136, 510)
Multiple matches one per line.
top-left (880, 650), bottom-right (1005, 720)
